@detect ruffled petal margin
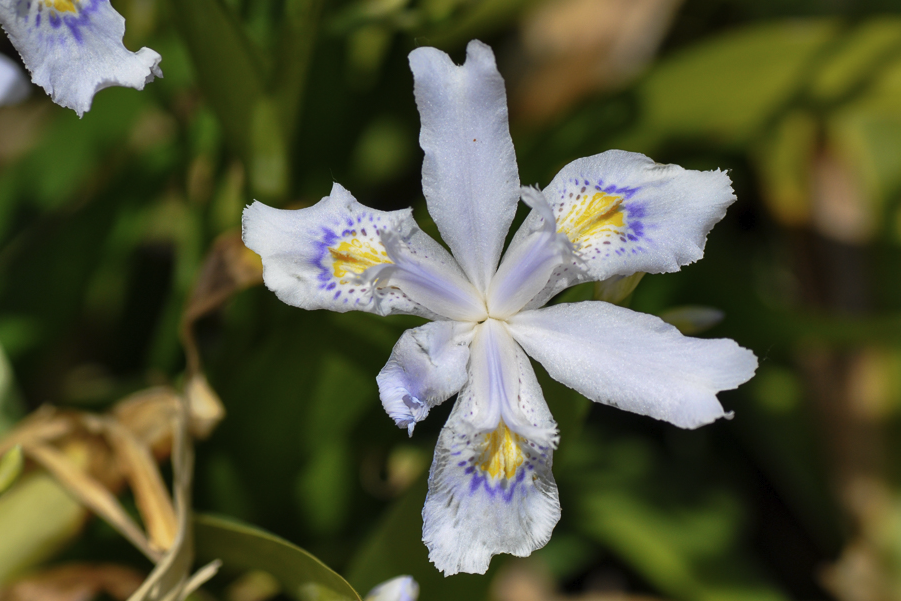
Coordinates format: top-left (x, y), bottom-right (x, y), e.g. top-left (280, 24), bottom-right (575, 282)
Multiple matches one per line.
top-left (0, 0), bottom-right (162, 117)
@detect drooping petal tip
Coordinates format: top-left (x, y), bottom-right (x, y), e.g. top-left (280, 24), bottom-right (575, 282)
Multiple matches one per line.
top-left (0, 0), bottom-right (162, 116)
top-left (377, 321), bottom-right (474, 435)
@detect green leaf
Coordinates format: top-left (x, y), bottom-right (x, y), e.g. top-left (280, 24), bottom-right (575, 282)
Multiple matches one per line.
top-left (0, 445), bottom-right (22, 496)
top-left (167, 0), bottom-right (266, 159)
top-left (193, 513), bottom-right (362, 601)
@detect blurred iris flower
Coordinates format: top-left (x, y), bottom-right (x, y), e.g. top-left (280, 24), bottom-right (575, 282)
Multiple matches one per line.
top-left (243, 40), bottom-right (757, 575)
top-left (0, 52), bottom-right (28, 105)
top-left (0, 0), bottom-right (161, 116)
top-left (365, 575), bottom-right (419, 601)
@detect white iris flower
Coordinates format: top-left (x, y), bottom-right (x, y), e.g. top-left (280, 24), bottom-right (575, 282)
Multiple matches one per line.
top-left (0, 0), bottom-right (161, 116)
top-left (243, 40), bottom-right (757, 576)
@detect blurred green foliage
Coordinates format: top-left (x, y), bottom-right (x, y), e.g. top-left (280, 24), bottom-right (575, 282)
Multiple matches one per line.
top-left (3, 0), bottom-right (901, 599)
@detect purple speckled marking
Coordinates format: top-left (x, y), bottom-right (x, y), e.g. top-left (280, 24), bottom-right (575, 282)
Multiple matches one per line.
top-left (314, 227), bottom-right (340, 286)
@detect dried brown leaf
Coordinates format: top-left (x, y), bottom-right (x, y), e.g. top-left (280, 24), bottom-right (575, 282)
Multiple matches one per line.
top-left (22, 442), bottom-right (160, 563)
top-left (100, 418), bottom-right (178, 553)
top-left (184, 374), bottom-right (225, 440)
top-left (184, 231), bottom-right (263, 324)
top-left (113, 388), bottom-right (181, 459)
top-left (0, 407), bottom-right (74, 457)
top-left (126, 393), bottom-right (219, 601)
top-left (0, 563), bottom-right (145, 601)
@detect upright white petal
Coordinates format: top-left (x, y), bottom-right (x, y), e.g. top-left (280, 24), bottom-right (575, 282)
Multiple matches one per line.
top-left (487, 187), bottom-right (574, 319)
top-left (243, 183), bottom-right (473, 319)
top-left (410, 39), bottom-right (520, 294)
top-left (365, 576), bottom-right (419, 601)
top-left (377, 321), bottom-right (475, 436)
top-left (0, 0), bottom-right (162, 117)
top-left (507, 302), bottom-right (757, 429)
top-left (423, 321), bottom-right (560, 575)
top-left (0, 53), bottom-right (29, 105)
top-left (510, 150), bottom-right (736, 308)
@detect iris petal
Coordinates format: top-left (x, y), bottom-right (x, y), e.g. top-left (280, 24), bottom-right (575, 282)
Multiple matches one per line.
top-left (410, 40), bottom-right (520, 294)
top-left (422, 322), bottom-right (560, 575)
top-left (508, 301), bottom-right (758, 429)
top-left (506, 150), bottom-right (736, 309)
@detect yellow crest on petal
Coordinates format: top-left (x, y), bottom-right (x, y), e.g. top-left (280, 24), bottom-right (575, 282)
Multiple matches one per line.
top-left (329, 238), bottom-right (391, 278)
top-left (479, 422), bottom-right (524, 480)
top-left (557, 190), bottom-right (626, 247)
top-left (43, 0), bottom-right (79, 13)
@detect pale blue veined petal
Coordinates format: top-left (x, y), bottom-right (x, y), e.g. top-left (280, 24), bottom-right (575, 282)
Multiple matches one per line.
top-left (509, 150), bottom-right (736, 309)
top-left (486, 187), bottom-right (575, 320)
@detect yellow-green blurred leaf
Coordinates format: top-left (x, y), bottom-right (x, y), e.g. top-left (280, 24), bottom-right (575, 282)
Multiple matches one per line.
top-left (0, 473), bottom-right (86, 585)
top-left (0, 445), bottom-right (22, 495)
top-left (615, 20), bottom-right (837, 151)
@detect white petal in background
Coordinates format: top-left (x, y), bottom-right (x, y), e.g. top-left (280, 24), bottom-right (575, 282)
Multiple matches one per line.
top-left (410, 40), bottom-right (521, 294)
top-left (377, 320), bottom-right (475, 436)
top-left (365, 576), bottom-right (419, 601)
top-left (0, 53), bottom-right (29, 105)
top-left (0, 0), bottom-right (162, 117)
top-left (508, 301), bottom-right (758, 429)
